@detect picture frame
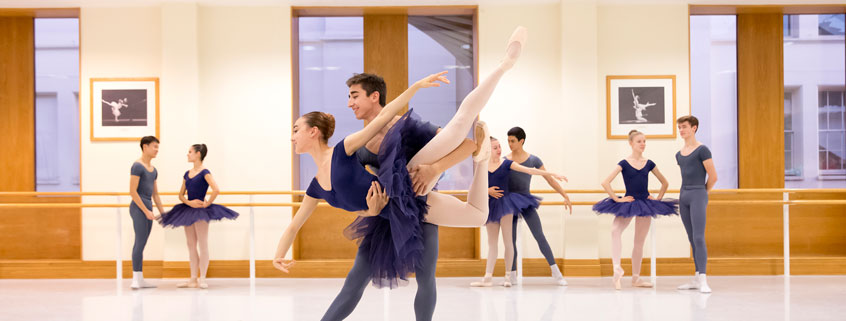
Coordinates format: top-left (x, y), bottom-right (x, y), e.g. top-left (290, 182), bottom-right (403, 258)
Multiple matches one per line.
top-left (89, 77), bottom-right (159, 141)
top-left (606, 75), bottom-right (676, 139)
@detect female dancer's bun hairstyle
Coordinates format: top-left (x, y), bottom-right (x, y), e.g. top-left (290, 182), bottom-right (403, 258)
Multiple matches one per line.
top-left (192, 144), bottom-right (208, 161)
top-left (303, 111), bottom-right (336, 143)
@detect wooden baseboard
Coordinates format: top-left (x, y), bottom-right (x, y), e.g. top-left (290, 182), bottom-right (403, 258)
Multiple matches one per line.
top-left (2, 257), bottom-right (844, 279)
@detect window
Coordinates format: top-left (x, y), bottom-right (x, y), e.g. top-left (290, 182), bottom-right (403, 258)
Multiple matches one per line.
top-left (408, 15), bottom-right (475, 190)
top-left (819, 90), bottom-right (846, 174)
top-left (785, 92), bottom-right (800, 177)
top-left (690, 15), bottom-right (739, 189)
top-left (784, 14), bottom-right (846, 188)
top-left (35, 18), bottom-right (80, 192)
top-left (296, 17), bottom-right (364, 189)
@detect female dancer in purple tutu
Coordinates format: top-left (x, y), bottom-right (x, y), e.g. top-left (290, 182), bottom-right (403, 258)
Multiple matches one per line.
top-left (471, 136), bottom-right (567, 287)
top-left (274, 26), bottom-right (526, 321)
top-left (593, 129), bottom-right (676, 290)
top-left (159, 144), bottom-right (239, 289)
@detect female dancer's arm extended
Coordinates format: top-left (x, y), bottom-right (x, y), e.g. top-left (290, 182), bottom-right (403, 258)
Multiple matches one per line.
top-left (273, 185), bottom-right (388, 272)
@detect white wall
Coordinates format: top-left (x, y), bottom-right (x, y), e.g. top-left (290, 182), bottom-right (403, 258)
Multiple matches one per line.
top-left (78, 0), bottom-right (704, 263)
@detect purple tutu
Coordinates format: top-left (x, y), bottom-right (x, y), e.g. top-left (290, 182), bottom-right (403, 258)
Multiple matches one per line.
top-left (159, 203), bottom-right (239, 227)
top-left (488, 192), bottom-right (541, 223)
top-left (592, 197), bottom-right (678, 218)
top-left (344, 109), bottom-right (436, 289)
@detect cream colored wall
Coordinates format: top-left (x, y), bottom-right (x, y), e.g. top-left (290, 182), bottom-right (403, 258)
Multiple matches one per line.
top-left (476, 1), bottom-right (694, 262)
top-left (80, 4), bottom-right (294, 262)
top-left (80, 0), bottom-right (696, 264)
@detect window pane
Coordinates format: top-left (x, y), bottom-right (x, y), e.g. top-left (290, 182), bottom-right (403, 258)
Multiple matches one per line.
top-left (690, 15), bottom-right (738, 189)
top-left (35, 18), bottom-right (79, 192)
top-left (819, 151), bottom-right (828, 169)
top-left (820, 132), bottom-right (827, 151)
top-left (832, 110), bottom-right (844, 130)
top-left (830, 91), bottom-right (843, 107)
top-left (786, 14), bottom-right (846, 184)
top-left (785, 93), bottom-right (793, 131)
top-left (297, 17), bottom-right (364, 189)
top-left (408, 15), bottom-right (475, 190)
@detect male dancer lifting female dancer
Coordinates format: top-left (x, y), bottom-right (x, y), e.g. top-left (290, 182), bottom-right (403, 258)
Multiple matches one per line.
top-left (273, 26), bottom-right (528, 321)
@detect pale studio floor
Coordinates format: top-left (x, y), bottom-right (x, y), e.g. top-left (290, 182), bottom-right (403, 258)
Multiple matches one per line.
top-left (1, 276), bottom-right (844, 321)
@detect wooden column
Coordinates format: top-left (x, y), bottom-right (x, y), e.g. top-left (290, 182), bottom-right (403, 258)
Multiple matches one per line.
top-left (363, 14), bottom-right (408, 113)
top-left (0, 17), bottom-right (35, 192)
top-left (737, 13), bottom-right (785, 188)
top-left (0, 17), bottom-right (81, 260)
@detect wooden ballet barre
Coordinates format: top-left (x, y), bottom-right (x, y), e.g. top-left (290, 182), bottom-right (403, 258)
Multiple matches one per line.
top-left (3, 188), bottom-right (842, 198)
top-left (3, 199), bottom-right (846, 209)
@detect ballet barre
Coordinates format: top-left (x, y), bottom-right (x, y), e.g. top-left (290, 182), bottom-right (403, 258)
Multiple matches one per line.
top-left (2, 189), bottom-right (844, 283)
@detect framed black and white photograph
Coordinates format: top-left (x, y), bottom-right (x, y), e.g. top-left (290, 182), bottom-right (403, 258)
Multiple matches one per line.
top-left (606, 75), bottom-right (676, 139)
top-left (90, 78), bottom-right (159, 141)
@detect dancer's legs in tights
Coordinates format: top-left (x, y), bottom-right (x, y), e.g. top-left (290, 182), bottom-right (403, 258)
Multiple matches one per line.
top-left (611, 216), bottom-right (633, 276)
top-left (321, 225), bottom-right (438, 321)
top-left (423, 123), bottom-right (490, 227)
top-left (631, 216), bottom-right (651, 278)
top-left (510, 207), bottom-right (556, 272)
top-left (321, 246), bottom-right (372, 321)
top-left (680, 189), bottom-right (708, 273)
top-left (483, 222), bottom-right (501, 276)
top-left (129, 204), bottom-right (152, 272)
top-left (414, 223), bottom-right (439, 321)
top-left (408, 27), bottom-right (526, 194)
top-left (500, 214), bottom-right (515, 275)
top-left (195, 220), bottom-right (210, 282)
top-left (184, 224), bottom-right (199, 283)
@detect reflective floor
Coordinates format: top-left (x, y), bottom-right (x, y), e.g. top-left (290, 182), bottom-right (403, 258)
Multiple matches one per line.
top-left (1, 276), bottom-right (843, 321)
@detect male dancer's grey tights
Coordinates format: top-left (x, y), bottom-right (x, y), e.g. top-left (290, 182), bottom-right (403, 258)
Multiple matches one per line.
top-left (510, 207), bottom-right (556, 271)
top-left (321, 223), bottom-right (439, 321)
top-left (679, 187), bottom-right (708, 273)
top-left (129, 201), bottom-right (153, 272)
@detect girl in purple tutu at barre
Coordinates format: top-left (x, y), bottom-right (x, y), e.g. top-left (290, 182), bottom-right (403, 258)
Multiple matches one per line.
top-left (471, 136), bottom-right (567, 287)
top-left (593, 130), bottom-right (676, 290)
top-left (159, 144), bottom-right (239, 289)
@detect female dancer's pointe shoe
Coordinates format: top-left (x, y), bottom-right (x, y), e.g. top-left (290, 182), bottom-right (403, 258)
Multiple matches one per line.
top-left (632, 276), bottom-right (653, 288)
top-left (472, 121), bottom-right (491, 163)
top-left (470, 277), bottom-right (493, 287)
top-left (502, 26), bottom-right (528, 70)
top-left (612, 266), bottom-right (624, 291)
top-left (198, 281), bottom-right (208, 289)
top-left (502, 274), bottom-right (513, 288)
top-left (177, 280), bottom-right (199, 288)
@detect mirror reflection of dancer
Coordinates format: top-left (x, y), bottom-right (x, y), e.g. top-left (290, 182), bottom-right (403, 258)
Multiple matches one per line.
top-left (104, 98), bottom-right (128, 122)
top-left (632, 89), bottom-right (655, 123)
top-left (471, 136), bottom-right (567, 287)
top-left (593, 130), bottom-right (677, 290)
